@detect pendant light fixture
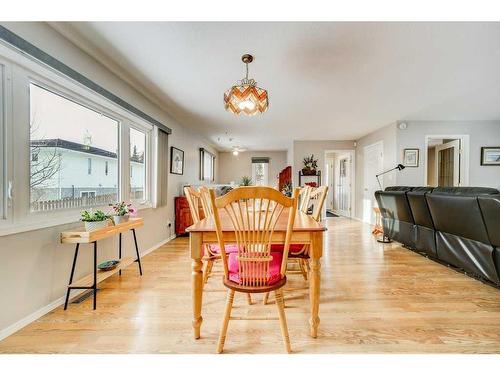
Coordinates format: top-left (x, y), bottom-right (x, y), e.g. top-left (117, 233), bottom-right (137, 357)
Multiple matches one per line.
top-left (224, 54), bottom-right (269, 115)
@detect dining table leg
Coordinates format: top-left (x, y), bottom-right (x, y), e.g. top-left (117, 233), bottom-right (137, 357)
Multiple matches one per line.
top-left (309, 231), bottom-right (323, 338)
top-left (190, 232), bottom-right (204, 339)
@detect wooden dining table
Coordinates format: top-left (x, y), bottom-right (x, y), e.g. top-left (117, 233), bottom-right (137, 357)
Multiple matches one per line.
top-left (186, 208), bottom-right (327, 339)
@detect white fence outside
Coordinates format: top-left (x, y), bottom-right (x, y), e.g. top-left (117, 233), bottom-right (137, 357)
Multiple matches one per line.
top-left (31, 193), bottom-right (117, 212)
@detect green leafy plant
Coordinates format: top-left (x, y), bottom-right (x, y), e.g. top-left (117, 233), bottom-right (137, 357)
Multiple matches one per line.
top-left (240, 176), bottom-right (252, 186)
top-left (80, 209), bottom-right (110, 222)
top-left (281, 182), bottom-right (293, 197)
top-left (302, 154), bottom-right (318, 170)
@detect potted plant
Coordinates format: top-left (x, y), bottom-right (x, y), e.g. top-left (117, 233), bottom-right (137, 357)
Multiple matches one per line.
top-left (80, 209), bottom-right (110, 232)
top-left (302, 154), bottom-right (318, 175)
top-left (281, 182), bottom-right (293, 197)
top-left (110, 201), bottom-right (136, 224)
top-left (240, 176), bottom-right (253, 186)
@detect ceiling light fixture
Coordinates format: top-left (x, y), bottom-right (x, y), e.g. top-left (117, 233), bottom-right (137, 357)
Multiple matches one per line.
top-left (231, 146), bottom-right (246, 156)
top-left (224, 54), bottom-right (269, 116)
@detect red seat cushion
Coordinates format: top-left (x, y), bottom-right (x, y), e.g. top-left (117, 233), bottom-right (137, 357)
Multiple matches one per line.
top-left (208, 243), bottom-right (239, 255)
top-left (270, 243), bottom-right (306, 254)
top-left (228, 251), bottom-right (283, 285)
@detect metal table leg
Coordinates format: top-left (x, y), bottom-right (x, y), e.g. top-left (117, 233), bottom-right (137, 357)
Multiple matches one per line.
top-left (93, 241), bottom-right (97, 310)
top-left (64, 243), bottom-right (80, 310)
top-left (132, 228), bottom-right (143, 275)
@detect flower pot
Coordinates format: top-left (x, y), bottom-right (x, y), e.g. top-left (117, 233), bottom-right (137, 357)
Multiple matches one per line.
top-left (113, 214), bottom-right (130, 225)
top-left (302, 168), bottom-right (317, 176)
top-left (84, 220), bottom-right (109, 232)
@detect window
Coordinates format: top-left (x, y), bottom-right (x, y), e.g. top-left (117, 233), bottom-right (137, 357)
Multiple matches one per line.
top-left (80, 191), bottom-right (96, 198)
top-left (0, 63), bottom-right (4, 220)
top-left (200, 148), bottom-right (215, 181)
top-left (0, 42), bottom-right (158, 235)
top-left (251, 157), bottom-right (270, 186)
top-left (130, 127), bottom-right (147, 201)
top-left (29, 83), bottom-right (119, 212)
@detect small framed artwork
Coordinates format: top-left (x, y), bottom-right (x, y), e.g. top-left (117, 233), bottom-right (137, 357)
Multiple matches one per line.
top-left (481, 147), bottom-right (500, 166)
top-left (403, 148), bottom-right (419, 167)
top-left (170, 147), bottom-right (184, 175)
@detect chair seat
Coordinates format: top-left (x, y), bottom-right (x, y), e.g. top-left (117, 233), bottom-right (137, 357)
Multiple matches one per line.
top-left (207, 243), bottom-right (239, 256)
top-left (223, 275), bottom-right (287, 293)
top-left (271, 243), bottom-right (306, 254)
top-left (228, 251), bottom-right (284, 286)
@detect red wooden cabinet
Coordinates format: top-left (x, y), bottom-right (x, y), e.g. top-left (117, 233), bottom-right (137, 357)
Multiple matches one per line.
top-left (175, 196), bottom-right (193, 236)
top-left (175, 196), bottom-right (205, 235)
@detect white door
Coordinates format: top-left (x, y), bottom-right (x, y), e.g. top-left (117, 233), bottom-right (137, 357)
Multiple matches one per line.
top-left (326, 160), bottom-right (335, 210)
top-left (363, 142), bottom-right (383, 224)
top-left (334, 154), bottom-right (351, 217)
top-left (435, 140), bottom-right (460, 187)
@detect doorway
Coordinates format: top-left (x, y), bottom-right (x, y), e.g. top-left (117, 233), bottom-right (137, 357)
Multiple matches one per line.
top-left (324, 150), bottom-right (355, 218)
top-left (425, 135), bottom-right (470, 187)
top-left (363, 141), bottom-right (383, 224)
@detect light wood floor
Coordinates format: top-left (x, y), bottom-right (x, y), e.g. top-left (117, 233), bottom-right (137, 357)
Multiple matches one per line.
top-left (1, 218), bottom-right (499, 354)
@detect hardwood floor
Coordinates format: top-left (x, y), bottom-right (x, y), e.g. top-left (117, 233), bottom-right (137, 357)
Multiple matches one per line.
top-left (1, 217), bottom-right (499, 353)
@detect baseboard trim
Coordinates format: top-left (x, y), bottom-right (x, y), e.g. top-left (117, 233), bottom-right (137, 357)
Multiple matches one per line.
top-left (0, 234), bottom-right (177, 342)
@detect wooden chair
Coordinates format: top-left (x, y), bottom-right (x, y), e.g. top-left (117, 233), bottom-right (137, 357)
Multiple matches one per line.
top-left (263, 185), bottom-right (328, 305)
top-left (184, 186), bottom-right (217, 285)
top-left (299, 186), bottom-right (312, 213)
top-left (209, 186), bottom-right (299, 353)
top-left (198, 186), bottom-right (253, 305)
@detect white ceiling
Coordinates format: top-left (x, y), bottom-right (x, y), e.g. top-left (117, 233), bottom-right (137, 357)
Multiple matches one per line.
top-left (52, 22), bottom-right (500, 151)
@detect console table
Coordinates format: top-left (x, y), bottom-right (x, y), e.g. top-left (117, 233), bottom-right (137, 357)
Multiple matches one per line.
top-left (60, 218), bottom-right (144, 310)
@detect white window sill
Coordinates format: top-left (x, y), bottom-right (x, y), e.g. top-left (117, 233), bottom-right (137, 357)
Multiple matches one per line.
top-left (0, 203), bottom-right (154, 237)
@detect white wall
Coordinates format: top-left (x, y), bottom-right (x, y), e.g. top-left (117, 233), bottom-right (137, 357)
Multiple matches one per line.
top-left (218, 151), bottom-right (287, 187)
top-left (0, 22), bottom-right (218, 336)
top-left (355, 123), bottom-right (397, 220)
top-left (292, 140), bottom-right (356, 187)
top-left (396, 121), bottom-right (500, 189)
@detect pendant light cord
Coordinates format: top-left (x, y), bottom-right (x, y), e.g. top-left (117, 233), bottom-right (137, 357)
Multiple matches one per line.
top-left (245, 62), bottom-right (249, 80)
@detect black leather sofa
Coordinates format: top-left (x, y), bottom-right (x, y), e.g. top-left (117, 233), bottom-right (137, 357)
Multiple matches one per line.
top-left (375, 186), bottom-right (500, 286)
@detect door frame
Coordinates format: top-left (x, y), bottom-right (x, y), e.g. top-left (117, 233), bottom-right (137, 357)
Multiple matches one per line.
top-left (363, 141), bottom-right (383, 224)
top-left (424, 134), bottom-right (470, 186)
top-left (324, 149), bottom-right (356, 218)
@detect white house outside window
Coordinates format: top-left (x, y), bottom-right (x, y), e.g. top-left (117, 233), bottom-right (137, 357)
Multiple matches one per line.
top-left (29, 83), bottom-right (119, 212)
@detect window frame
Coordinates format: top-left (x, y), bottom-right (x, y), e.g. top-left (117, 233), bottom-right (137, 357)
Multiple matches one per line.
top-left (0, 42), bottom-right (156, 236)
top-left (199, 148), bottom-right (215, 182)
top-left (129, 123), bottom-right (153, 205)
top-left (252, 162), bottom-right (269, 186)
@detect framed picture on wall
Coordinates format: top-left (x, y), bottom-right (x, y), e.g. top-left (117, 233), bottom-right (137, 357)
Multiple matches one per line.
top-left (170, 147), bottom-right (184, 175)
top-left (481, 147), bottom-right (500, 165)
top-left (403, 148), bottom-right (419, 167)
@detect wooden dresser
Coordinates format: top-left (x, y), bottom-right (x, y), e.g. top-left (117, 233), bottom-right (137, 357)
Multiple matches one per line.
top-left (175, 196), bottom-right (193, 236)
top-left (175, 196), bottom-right (206, 235)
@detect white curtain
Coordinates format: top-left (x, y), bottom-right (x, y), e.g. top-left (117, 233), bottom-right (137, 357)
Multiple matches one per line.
top-left (156, 128), bottom-right (169, 206)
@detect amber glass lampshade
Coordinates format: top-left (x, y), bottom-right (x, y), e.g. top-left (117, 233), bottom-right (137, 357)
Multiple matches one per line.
top-left (224, 54), bottom-right (269, 116)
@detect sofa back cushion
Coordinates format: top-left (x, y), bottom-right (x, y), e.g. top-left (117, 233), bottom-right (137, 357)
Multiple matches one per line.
top-left (478, 195), bottom-right (500, 247)
top-left (431, 187), bottom-right (499, 196)
top-left (407, 187), bottom-right (434, 228)
top-left (427, 192), bottom-right (490, 244)
top-left (375, 190), bottom-right (414, 223)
